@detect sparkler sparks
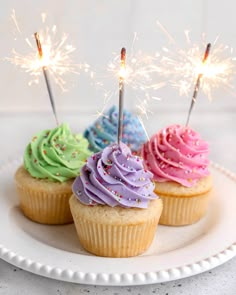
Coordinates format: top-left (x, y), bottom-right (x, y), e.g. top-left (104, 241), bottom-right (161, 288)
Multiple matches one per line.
top-left (92, 35), bottom-right (163, 124)
top-left (157, 26), bottom-right (236, 100)
top-left (11, 9), bottom-right (21, 34)
top-left (6, 11), bottom-right (83, 91)
top-left (106, 50), bottom-right (160, 96)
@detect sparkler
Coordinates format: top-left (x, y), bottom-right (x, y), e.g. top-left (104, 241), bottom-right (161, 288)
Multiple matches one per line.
top-left (186, 43), bottom-right (211, 126)
top-left (92, 33), bottom-right (163, 121)
top-left (156, 25), bottom-right (236, 100)
top-left (118, 47), bottom-right (126, 144)
top-left (34, 32), bottom-right (59, 125)
top-left (6, 12), bottom-right (83, 91)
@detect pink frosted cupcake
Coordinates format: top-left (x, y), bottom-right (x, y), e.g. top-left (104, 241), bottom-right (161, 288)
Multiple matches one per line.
top-left (141, 124), bottom-right (212, 226)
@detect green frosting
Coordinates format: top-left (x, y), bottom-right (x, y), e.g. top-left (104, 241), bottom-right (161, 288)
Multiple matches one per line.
top-left (24, 123), bottom-right (92, 182)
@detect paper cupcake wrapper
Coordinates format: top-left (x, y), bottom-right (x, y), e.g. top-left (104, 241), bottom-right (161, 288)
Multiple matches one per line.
top-left (159, 192), bottom-right (210, 226)
top-left (71, 213), bottom-right (158, 257)
top-left (70, 196), bottom-right (163, 257)
top-left (16, 185), bottom-right (73, 225)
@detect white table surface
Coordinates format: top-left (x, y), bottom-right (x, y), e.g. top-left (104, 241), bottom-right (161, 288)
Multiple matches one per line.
top-left (0, 106), bottom-right (236, 294)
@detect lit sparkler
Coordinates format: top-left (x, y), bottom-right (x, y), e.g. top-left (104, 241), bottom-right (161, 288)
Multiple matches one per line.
top-left (92, 34), bottom-right (163, 131)
top-left (6, 12), bottom-right (83, 91)
top-left (186, 43), bottom-right (211, 126)
top-left (157, 24), bottom-right (236, 100)
top-left (34, 32), bottom-right (59, 125)
top-left (106, 50), bottom-right (163, 101)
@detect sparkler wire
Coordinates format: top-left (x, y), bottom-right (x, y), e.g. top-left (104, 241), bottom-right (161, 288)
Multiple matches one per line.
top-left (34, 32), bottom-right (59, 126)
top-left (118, 47), bottom-right (126, 144)
top-left (186, 43), bottom-right (211, 126)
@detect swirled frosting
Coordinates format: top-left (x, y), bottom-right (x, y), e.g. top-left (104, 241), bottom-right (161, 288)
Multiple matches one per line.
top-left (24, 123), bottom-right (92, 182)
top-left (141, 124), bottom-right (210, 187)
top-left (84, 105), bottom-right (146, 153)
top-left (72, 142), bottom-right (157, 208)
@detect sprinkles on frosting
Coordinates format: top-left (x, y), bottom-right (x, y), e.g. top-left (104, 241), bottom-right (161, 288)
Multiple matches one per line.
top-left (141, 124), bottom-right (210, 187)
top-left (24, 123), bottom-right (92, 182)
top-left (72, 142), bottom-right (157, 208)
top-left (84, 105), bottom-right (147, 153)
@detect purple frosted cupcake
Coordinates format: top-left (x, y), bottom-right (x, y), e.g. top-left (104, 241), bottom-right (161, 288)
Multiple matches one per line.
top-left (69, 142), bottom-right (163, 257)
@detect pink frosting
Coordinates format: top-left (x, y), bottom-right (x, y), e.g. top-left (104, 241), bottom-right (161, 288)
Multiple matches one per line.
top-left (141, 124), bottom-right (210, 187)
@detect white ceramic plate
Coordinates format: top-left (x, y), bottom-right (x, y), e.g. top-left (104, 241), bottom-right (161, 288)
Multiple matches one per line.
top-left (0, 159), bottom-right (236, 286)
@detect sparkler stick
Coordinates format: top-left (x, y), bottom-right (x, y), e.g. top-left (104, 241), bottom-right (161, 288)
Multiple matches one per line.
top-left (186, 43), bottom-right (211, 126)
top-left (118, 47), bottom-right (126, 144)
top-left (34, 32), bottom-right (59, 126)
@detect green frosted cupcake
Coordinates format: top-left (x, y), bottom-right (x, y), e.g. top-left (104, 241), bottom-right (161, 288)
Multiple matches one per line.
top-left (15, 123), bottom-right (92, 225)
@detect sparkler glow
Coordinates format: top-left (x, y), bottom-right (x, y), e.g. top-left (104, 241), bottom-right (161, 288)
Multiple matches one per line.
top-left (157, 25), bottom-right (236, 100)
top-left (92, 34), bottom-right (163, 133)
top-left (6, 12), bottom-right (83, 91)
top-left (106, 50), bottom-right (163, 101)
top-left (93, 48), bottom-right (162, 139)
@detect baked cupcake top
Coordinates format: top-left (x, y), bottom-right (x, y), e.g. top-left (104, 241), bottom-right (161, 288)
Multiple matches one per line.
top-left (84, 105), bottom-right (146, 153)
top-left (72, 142), bottom-right (157, 208)
top-left (141, 124), bottom-right (210, 187)
top-left (24, 123), bottom-right (92, 182)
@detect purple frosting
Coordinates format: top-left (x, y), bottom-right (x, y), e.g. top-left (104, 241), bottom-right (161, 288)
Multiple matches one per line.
top-left (72, 142), bottom-right (157, 208)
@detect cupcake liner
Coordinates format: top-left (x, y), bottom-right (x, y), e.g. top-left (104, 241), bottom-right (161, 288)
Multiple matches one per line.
top-left (16, 186), bottom-right (73, 224)
top-left (15, 166), bottom-right (73, 225)
top-left (154, 176), bottom-right (212, 226)
top-left (158, 191), bottom-right (211, 226)
top-left (70, 196), bottom-right (163, 257)
top-left (72, 215), bottom-right (157, 257)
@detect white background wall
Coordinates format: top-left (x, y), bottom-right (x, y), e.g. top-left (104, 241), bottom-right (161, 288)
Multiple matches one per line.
top-left (1, 0), bottom-right (236, 117)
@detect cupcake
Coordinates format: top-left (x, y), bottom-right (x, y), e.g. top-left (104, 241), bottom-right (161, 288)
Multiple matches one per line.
top-left (84, 105), bottom-right (146, 153)
top-left (141, 124), bottom-right (212, 226)
top-left (70, 142), bottom-right (163, 257)
top-left (15, 123), bottom-right (92, 225)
